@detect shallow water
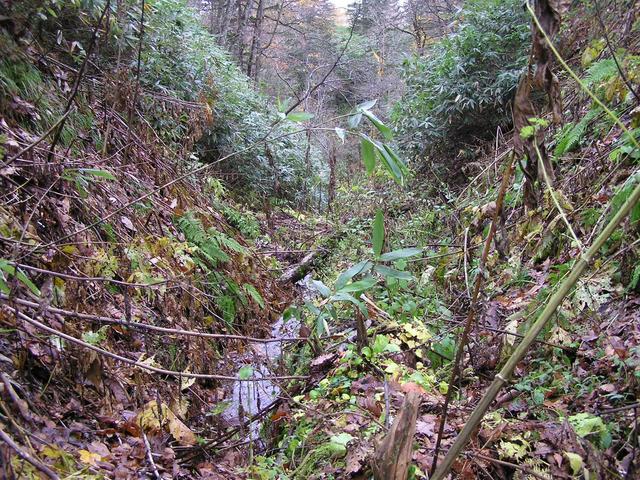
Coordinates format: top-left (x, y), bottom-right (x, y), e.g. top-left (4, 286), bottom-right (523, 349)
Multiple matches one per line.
top-left (222, 274), bottom-right (314, 441)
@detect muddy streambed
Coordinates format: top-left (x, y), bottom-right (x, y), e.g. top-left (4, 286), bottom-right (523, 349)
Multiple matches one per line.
top-left (221, 274), bottom-right (314, 443)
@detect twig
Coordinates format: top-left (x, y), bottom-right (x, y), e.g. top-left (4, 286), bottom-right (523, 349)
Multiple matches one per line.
top-left (383, 377), bottom-right (391, 429)
top-left (536, 144), bottom-right (583, 250)
top-left (142, 431), bottom-right (161, 480)
top-left (0, 373), bottom-right (31, 422)
top-left (598, 402), bottom-right (640, 415)
top-left (593, 0), bottom-right (640, 104)
top-left (282, 4), bottom-right (359, 117)
top-left (0, 426), bottom-right (59, 480)
top-left (4, 307), bottom-right (308, 382)
top-left (6, 262), bottom-right (170, 287)
top-left (463, 227), bottom-right (470, 299)
top-left (124, 0), bottom-right (146, 163)
top-left (360, 294), bottom-right (392, 319)
top-left (431, 154), bottom-right (515, 475)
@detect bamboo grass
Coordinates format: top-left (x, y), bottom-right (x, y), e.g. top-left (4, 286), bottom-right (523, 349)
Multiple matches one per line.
top-left (431, 177), bottom-right (640, 480)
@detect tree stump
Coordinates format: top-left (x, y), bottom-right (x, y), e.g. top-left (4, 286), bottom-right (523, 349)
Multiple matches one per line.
top-left (372, 391), bottom-right (421, 480)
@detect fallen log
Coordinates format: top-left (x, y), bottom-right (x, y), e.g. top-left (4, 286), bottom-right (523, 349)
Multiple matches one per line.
top-left (278, 250), bottom-right (320, 284)
top-left (277, 232), bottom-right (343, 284)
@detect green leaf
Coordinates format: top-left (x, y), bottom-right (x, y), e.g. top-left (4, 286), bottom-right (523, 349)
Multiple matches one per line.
top-left (81, 326), bottom-right (110, 346)
top-left (362, 110), bottom-right (393, 140)
top-left (335, 261), bottom-right (373, 290)
top-left (286, 111), bottom-right (314, 122)
top-left (335, 127), bottom-right (346, 142)
top-left (77, 168), bottom-right (116, 180)
top-left (375, 142), bottom-right (403, 183)
top-left (374, 265), bottom-right (414, 280)
top-left (338, 276), bottom-right (377, 293)
top-left (360, 137), bottom-right (376, 174)
top-left (372, 209), bottom-right (384, 257)
top-left (329, 432), bottom-right (355, 447)
top-left (519, 125), bottom-right (535, 140)
top-left (305, 300), bottom-right (321, 316)
top-left (380, 247), bottom-right (422, 261)
top-left (238, 365), bottom-right (253, 380)
top-left (316, 313), bottom-right (330, 336)
top-left (329, 292), bottom-right (364, 311)
top-left (243, 283), bottom-right (265, 308)
top-left (0, 260), bottom-right (40, 296)
top-left (311, 280), bottom-right (331, 298)
top-left (372, 335), bottom-right (389, 355)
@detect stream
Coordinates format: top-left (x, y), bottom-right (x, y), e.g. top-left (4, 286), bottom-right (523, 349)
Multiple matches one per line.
top-left (221, 274), bottom-right (315, 442)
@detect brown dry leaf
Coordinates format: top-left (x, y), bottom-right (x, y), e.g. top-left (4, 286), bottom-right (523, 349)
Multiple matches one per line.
top-left (345, 445), bottom-right (370, 475)
top-left (400, 381), bottom-right (427, 395)
top-left (167, 411), bottom-right (196, 446)
top-left (415, 415), bottom-right (436, 437)
top-left (358, 395), bottom-right (382, 417)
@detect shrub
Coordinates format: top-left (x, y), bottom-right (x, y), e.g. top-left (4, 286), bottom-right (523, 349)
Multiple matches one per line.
top-left (392, 0), bottom-right (529, 164)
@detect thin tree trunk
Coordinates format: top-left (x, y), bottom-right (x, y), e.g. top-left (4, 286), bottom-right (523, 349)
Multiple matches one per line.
top-left (236, 0), bottom-right (253, 69)
top-left (247, 0), bottom-right (265, 79)
top-left (218, 0), bottom-right (232, 44)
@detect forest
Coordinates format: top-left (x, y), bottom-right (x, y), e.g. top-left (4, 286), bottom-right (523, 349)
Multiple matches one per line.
top-left (0, 0), bottom-right (639, 478)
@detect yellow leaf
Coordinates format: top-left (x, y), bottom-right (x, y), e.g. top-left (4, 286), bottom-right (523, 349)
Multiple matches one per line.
top-left (565, 451), bottom-right (583, 476)
top-left (78, 449), bottom-right (102, 466)
top-left (137, 401), bottom-right (196, 446)
top-left (167, 411), bottom-right (196, 446)
top-left (180, 370), bottom-right (196, 391)
top-left (61, 245), bottom-right (79, 255)
top-left (41, 444), bottom-right (66, 459)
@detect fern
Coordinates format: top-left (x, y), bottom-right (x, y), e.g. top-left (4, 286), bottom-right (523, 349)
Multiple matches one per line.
top-left (554, 108), bottom-right (601, 156)
top-left (584, 58), bottom-right (618, 89)
top-left (176, 212), bottom-right (230, 266)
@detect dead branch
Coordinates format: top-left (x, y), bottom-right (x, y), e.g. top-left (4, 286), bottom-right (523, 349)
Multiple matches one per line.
top-left (431, 154), bottom-right (515, 474)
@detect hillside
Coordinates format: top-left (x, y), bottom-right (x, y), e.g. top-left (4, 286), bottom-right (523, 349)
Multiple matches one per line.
top-left (1, 0), bottom-right (639, 479)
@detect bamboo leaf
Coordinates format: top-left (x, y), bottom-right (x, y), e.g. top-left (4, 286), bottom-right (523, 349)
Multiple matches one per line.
top-left (380, 247), bottom-right (423, 261)
top-left (286, 111), bottom-right (314, 122)
top-left (374, 265), bottom-right (414, 280)
top-left (360, 136), bottom-right (377, 174)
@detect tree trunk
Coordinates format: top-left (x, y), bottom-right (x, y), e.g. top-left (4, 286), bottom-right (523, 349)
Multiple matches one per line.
top-left (246, 0), bottom-right (265, 79)
top-left (236, 0), bottom-right (253, 69)
top-left (218, 0), bottom-right (232, 44)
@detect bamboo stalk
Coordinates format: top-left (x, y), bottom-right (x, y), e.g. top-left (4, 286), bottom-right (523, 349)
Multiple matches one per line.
top-left (431, 178), bottom-right (640, 480)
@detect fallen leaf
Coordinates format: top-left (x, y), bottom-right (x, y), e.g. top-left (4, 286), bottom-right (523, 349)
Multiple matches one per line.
top-left (78, 449), bottom-right (103, 466)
